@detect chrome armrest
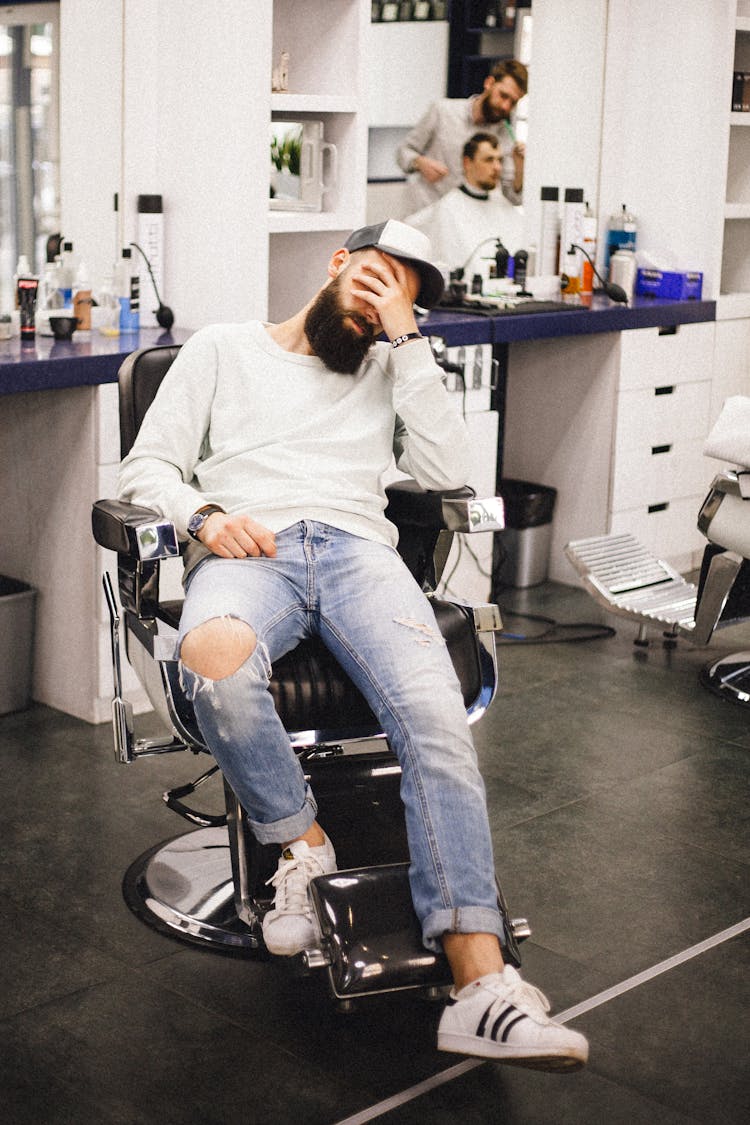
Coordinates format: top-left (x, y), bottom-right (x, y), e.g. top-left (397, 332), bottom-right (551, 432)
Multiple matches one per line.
top-left (92, 498), bottom-right (179, 561)
top-left (441, 494), bottom-right (505, 534)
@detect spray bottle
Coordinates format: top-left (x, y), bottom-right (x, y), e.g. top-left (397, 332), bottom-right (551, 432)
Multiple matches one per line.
top-left (605, 204), bottom-right (637, 269)
top-left (117, 247), bottom-right (140, 333)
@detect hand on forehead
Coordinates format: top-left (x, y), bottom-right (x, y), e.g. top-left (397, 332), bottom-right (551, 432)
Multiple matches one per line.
top-left (354, 249), bottom-right (420, 301)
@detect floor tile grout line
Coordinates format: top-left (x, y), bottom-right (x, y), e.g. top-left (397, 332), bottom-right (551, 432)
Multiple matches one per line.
top-left (553, 917), bottom-right (750, 1023)
top-left (331, 917), bottom-right (750, 1125)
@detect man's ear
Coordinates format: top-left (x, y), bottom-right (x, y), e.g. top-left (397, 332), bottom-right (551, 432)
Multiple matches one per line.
top-left (328, 248), bottom-right (350, 279)
top-left (483, 75), bottom-right (495, 92)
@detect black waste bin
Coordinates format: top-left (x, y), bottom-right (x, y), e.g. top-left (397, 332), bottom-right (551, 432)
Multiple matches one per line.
top-left (492, 479), bottom-right (557, 593)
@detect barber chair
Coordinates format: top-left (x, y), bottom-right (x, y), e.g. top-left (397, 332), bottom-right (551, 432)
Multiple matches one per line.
top-left (565, 470), bottom-right (750, 706)
top-left (92, 344), bottom-right (529, 1009)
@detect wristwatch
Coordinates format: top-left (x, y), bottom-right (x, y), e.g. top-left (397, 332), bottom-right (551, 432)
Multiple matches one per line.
top-left (187, 504), bottom-right (225, 541)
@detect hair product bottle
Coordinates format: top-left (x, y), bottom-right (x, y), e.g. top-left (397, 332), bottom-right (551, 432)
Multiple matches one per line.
top-left (605, 204), bottom-right (637, 268)
top-left (580, 202), bottom-right (598, 294)
top-left (559, 188), bottom-right (585, 296)
top-left (538, 186), bottom-right (560, 276)
top-left (117, 247), bottom-right (140, 333)
top-left (137, 194), bottom-right (164, 328)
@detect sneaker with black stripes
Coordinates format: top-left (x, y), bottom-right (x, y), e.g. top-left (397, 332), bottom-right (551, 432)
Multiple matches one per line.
top-left (437, 966), bottom-right (588, 1071)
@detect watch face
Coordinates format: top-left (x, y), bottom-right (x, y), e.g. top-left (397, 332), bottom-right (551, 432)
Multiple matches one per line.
top-left (188, 512), bottom-right (204, 534)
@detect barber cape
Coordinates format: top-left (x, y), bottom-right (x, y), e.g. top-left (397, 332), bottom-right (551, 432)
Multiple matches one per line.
top-left (406, 184), bottom-right (525, 285)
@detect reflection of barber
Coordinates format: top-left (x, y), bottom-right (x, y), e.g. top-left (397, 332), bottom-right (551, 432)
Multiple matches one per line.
top-left (406, 133), bottom-right (524, 284)
top-left (397, 60), bottom-right (527, 212)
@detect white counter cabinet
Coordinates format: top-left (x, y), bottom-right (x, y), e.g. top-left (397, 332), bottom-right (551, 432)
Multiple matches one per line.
top-left (608, 323), bottom-right (715, 569)
top-left (502, 321), bottom-right (720, 585)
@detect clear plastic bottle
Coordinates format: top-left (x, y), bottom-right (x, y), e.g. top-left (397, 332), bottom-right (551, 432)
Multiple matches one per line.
top-left (96, 272), bottom-right (120, 336)
top-left (72, 261), bottom-right (92, 333)
top-left (36, 262), bottom-right (64, 335)
top-left (58, 241), bottom-right (76, 308)
top-left (605, 204), bottom-right (637, 269)
top-left (116, 247), bottom-right (140, 333)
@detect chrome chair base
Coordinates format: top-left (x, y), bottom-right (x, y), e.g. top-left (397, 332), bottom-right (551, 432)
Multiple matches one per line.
top-left (122, 826), bottom-right (265, 956)
top-left (700, 650), bottom-right (750, 707)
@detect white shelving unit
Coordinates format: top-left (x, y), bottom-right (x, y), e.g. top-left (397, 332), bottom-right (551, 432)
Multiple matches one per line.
top-left (268, 0), bottom-right (369, 319)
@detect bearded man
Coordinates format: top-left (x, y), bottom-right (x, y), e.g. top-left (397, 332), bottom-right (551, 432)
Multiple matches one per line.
top-left (397, 59), bottom-right (528, 211)
top-left (117, 219), bottom-right (587, 1071)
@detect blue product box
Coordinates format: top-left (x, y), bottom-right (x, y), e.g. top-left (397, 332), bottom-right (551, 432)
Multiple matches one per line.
top-left (635, 268), bottom-right (703, 300)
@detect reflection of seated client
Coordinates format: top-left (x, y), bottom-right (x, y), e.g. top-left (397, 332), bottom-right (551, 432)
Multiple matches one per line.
top-left (406, 133), bottom-right (524, 288)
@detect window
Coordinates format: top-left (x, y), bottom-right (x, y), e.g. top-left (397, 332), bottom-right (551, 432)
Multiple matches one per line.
top-left (0, 2), bottom-right (59, 311)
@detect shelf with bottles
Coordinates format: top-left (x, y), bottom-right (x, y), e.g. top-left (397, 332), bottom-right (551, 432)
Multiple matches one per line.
top-left (447, 1), bottom-right (521, 97)
top-left (373, 1), bottom-right (448, 20)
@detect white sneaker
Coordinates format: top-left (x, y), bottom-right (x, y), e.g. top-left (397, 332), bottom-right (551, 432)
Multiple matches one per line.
top-left (437, 966), bottom-right (589, 1071)
top-left (262, 835), bottom-right (337, 956)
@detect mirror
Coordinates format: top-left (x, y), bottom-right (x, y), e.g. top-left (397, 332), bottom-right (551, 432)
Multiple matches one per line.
top-left (0, 1), bottom-right (60, 312)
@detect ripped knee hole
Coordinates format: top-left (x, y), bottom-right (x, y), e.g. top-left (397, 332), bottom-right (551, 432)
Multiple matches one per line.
top-left (180, 616), bottom-right (257, 680)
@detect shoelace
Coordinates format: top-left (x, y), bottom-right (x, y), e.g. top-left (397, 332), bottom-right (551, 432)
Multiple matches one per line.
top-left (265, 852), bottom-right (326, 914)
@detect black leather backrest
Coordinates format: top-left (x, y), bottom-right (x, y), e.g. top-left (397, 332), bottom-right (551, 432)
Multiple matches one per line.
top-left (118, 345), bottom-right (182, 458)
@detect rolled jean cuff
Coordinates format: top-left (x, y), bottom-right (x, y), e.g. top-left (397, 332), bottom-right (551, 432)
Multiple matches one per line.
top-left (246, 787), bottom-right (318, 845)
top-left (422, 906), bottom-right (505, 954)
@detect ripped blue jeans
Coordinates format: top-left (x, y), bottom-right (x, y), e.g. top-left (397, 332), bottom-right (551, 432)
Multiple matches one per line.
top-left (178, 521), bottom-right (502, 952)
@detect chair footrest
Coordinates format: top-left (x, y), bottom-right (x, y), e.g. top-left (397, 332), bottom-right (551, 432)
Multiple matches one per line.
top-left (310, 864), bottom-right (452, 1000)
top-left (565, 533), bottom-right (697, 631)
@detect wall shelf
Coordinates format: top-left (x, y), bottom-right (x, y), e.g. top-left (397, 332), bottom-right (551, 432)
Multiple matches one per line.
top-left (271, 94), bottom-right (358, 114)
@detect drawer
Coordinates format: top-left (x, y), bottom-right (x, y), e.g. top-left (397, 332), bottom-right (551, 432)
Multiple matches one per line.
top-left (609, 494), bottom-right (707, 559)
top-left (611, 438), bottom-right (709, 510)
top-left (615, 380), bottom-right (711, 452)
top-left (619, 321), bottom-right (714, 391)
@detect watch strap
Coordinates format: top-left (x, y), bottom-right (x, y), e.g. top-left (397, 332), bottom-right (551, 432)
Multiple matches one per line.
top-left (188, 503), bottom-right (225, 540)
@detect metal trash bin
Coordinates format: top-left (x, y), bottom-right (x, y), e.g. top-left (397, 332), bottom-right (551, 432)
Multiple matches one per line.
top-left (0, 575), bottom-right (36, 714)
top-left (492, 480), bottom-right (557, 591)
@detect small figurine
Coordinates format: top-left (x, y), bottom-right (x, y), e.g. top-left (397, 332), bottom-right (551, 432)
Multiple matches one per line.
top-left (271, 50), bottom-right (289, 93)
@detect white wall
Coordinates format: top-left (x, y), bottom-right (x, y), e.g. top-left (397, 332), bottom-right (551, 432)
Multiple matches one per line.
top-left (523, 0), bottom-right (609, 261)
top-left (59, 0), bottom-right (272, 329)
top-left (598, 0), bottom-right (734, 297)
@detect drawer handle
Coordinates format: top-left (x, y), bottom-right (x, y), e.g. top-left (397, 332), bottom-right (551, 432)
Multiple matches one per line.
top-left (648, 502), bottom-right (669, 514)
top-left (654, 385), bottom-right (674, 396)
top-left (651, 444), bottom-right (672, 455)
top-left (658, 325), bottom-right (678, 336)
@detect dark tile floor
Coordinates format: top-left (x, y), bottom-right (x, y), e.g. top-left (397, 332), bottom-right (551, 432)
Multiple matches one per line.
top-left (2, 580), bottom-right (749, 1124)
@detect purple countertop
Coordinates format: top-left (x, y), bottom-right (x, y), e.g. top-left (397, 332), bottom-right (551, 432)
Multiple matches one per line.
top-left (0, 297), bottom-right (717, 396)
top-left (419, 295), bottom-right (716, 345)
top-left (0, 326), bottom-right (192, 396)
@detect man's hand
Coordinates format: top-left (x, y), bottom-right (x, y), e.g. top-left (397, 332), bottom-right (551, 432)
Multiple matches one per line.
top-left (198, 511), bottom-right (277, 559)
top-left (414, 155), bottom-right (449, 184)
top-left (349, 253), bottom-right (420, 342)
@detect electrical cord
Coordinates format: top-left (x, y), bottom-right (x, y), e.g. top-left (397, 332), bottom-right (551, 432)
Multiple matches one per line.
top-left (129, 241), bottom-right (175, 329)
top-left (567, 242), bottom-right (628, 304)
top-left (439, 535), bottom-right (617, 645)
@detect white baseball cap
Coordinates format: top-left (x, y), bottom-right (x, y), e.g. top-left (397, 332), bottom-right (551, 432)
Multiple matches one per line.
top-left (344, 219), bottom-right (444, 309)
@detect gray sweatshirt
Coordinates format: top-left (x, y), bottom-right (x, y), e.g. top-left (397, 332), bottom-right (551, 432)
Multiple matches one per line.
top-left (117, 321), bottom-right (471, 567)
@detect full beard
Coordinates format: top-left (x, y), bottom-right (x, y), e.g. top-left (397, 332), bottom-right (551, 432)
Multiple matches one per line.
top-left (304, 279), bottom-right (377, 374)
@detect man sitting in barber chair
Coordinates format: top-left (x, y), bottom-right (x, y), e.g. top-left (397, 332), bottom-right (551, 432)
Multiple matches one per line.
top-left (117, 219), bottom-right (587, 1071)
